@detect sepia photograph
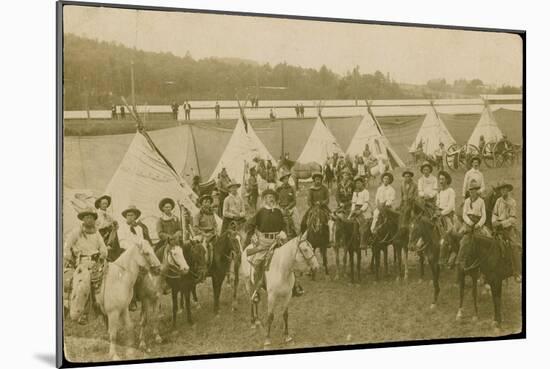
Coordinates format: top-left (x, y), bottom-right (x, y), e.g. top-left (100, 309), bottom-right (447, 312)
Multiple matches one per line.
top-left (58, 2), bottom-right (525, 366)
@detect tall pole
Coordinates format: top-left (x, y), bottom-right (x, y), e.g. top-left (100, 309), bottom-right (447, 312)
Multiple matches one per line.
top-left (131, 61), bottom-right (136, 111)
top-left (280, 119), bottom-right (285, 159)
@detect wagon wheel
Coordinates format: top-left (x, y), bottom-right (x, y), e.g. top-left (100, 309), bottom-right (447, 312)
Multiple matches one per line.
top-left (459, 144), bottom-right (480, 169)
top-left (493, 141), bottom-right (514, 168)
top-left (481, 142), bottom-right (495, 168)
top-left (445, 143), bottom-right (461, 171)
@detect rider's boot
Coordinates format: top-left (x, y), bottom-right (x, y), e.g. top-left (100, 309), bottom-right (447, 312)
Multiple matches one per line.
top-left (292, 280), bottom-right (304, 297)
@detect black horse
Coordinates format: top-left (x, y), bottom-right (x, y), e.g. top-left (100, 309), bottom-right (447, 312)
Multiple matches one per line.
top-left (409, 215), bottom-right (441, 309)
top-left (157, 241), bottom-right (207, 327)
top-left (370, 208), bottom-right (404, 281)
top-left (301, 205), bottom-right (330, 276)
top-left (210, 226), bottom-right (242, 315)
top-left (333, 213), bottom-right (363, 283)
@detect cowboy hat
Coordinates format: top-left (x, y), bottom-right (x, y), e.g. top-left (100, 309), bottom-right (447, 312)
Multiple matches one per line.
top-left (199, 194), bottom-right (213, 204)
top-left (122, 205), bottom-right (142, 219)
top-left (496, 182), bottom-right (513, 192)
top-left (261, 188), bottom-right (278, 199)
top-left (468, 180), bottom-right (481, 191)
top-left (77, 207), bottom-right (98, 221)
top-left (227, 182), bottom-right (241, 189)
top-left (94, 195), bottom-right (111, 209)
top-left (158, 197), bottom-right (175, 211)
top-left (469, 156), bottom-right (481, 166)
top-left (438, 170), bottom-right (452, 185)
top-left (420, 161), bottom-right (433, 173)
top-left (341, 167), bottom-right (352, 175)
top-left (311, 171), bottom-right (323, 180)
top-left (279, 170), bottom-right (291, 181)
top-left (353, 175), bottom-right (364, 183)
top-left (402, 168), bottom-right (414, 177)
top-left (381, 172), bottom-right (394, 184)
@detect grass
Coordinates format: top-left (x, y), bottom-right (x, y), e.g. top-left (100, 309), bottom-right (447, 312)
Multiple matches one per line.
top-left (63, 165), bottom-right (523, 363)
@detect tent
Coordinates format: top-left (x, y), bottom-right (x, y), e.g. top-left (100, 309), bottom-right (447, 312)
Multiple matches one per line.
top-left (104, 130), bottom-right (200, 240)
top-left (346, 107), bottom-right (406, 168)
top-left (297, 115), bottom-right (343, 165)
top-left (409, 105), bottom-right (456, 156)
top-left (208, 115), bottom-right (274, 185)
top-left (467, 105), bottom-right (504, 147)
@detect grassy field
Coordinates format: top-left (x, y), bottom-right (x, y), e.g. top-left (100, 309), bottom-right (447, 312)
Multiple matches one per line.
top-left (63, 165), bottom-right (523, 363)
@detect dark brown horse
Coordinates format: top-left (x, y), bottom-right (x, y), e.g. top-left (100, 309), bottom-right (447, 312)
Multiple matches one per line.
top-left (210, 225), bottom-right (242, 315)
top-left (333, 213), bottom-right (363, 283)
top-left (409, 215), bottom-right (441, 309)
top-left (301, 205), bottom-right (330, 276)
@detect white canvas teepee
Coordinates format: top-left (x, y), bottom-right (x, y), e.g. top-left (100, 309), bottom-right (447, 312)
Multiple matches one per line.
top-left (410, 105), bottom-right (456, 156)
top-left (105, 130), bottom-right (200, 240)
top-left (467, 106), bottom-right (503, 147)
top-left (209, 116), bottom-right (274, 184)
top-left (347, 108), bottom-right (406, 168)
top-left (297, 115), bottom-right (343, 165)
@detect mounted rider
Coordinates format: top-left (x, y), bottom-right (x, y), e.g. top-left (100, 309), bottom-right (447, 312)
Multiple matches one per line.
top-left (418, 161), bottom-right (438, 211)
top-left (216, 168), bottom-right (231, 217)
top-left (193, 194), bottom-right (218, 268)
top-left (94, 194), bottom-right (120, 260)
top-left (491, 182), bottom-right (522, 282)
top-left (156, 197), bottom-right (183, 254)
top-left (246, 189), bottom-right (288, 302)
top-left (222, 181), bottom-right (246, 233)
top-left (349, 175), bottom-right (373, 248)
top-left (462, 156), bottom-right (485, 199)
top-left (371, 172), bottom-right (396, 234)
top-left (63, 207), bottom-right (108, 324)
top-left (399, 168), bottom-right (418, 227)
top-left (434, 170), bottom-right (458, 265)
top-left (335, 167), bottom-right (354, 212)
top-left (276, 170), bottom-right (297, 237)
top-left (304, 171), bottom-right (331, 221)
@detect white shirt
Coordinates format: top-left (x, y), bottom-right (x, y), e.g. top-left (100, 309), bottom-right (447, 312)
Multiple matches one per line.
top-left (462, 196), bottom-right (486, 227)
top-left (375, 185), bottom-right (396, 207)
top-left (462, 168), bottom-right (485, 197)
top-left (351, 189), bottom-right (371, 213)
top-left (436, 187), bottom-right (456, 216)
top-left (418, 175), bottom-right (438, 199)
top-left (117, 222), bottom-right (147, 250)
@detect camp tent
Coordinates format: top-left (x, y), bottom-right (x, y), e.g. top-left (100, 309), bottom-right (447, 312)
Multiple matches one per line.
top-left (467, 105), bottom-right (503, 147)
top-left (208, 116), bottom-right (274, 185)
top-left (297, 115), bottom-right (343, 165)
top-left (346, 107), bottom-right (406, 168)
top-left (104, 130), bottom-right (200, 240)
top-left (409, 105), bottom-right (456, 156)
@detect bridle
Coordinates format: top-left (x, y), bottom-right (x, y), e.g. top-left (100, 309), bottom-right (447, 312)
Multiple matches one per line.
top-left (294, 236), bottom-right (316, 269)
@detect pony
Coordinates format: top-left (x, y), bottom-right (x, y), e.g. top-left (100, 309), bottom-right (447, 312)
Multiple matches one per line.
top-left (211, 225), bottom-right (243, 315)
top-left (240, 234), bottom-right (320, 346)
top-left (408, 215), bottom-right (441, 309)
top-left (300, 204), bottom-right (330, 276)
top-left (68, 260), bottom-right (93, 323)
top-left (94, 241), bottom-right (162, 360)
top-left (370, 208), bottom-right (398, 280)
top-left (332, 213), bottom-right (363, 283)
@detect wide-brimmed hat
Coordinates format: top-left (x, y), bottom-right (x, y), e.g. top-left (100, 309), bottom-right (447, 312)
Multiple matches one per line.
top-left (199, 194), bottom-right (213, 204)
top-left (469, 156), bottom-right (481, 166)
top-left (158, 197), bottom-right (175, 211)
top-left (468, 180), bottom-right (481, 191)
top-left (354, 175), bottom-right (364, 183)
top-left (381, 172), bottom-right (394, 184)
top-left (77, 207), bottom-right (98, 221)
top-left (94, 195), bottom-right (111, 209)
top-left (312, 171), bottom-right (323, 180)
top-left (438, 170), bottom-right (452, 185)
top-left (262, 188), bottom-right (278, 199)
top-left (496, 182), bottom-right (513, 192)
top-left (227, 182), bottom-right (241, 189)
top-left (122, 205), bottom-right (142, 219)
top-left (420, 161), bottom-right (433, 173)
top-left (402, 168), bottom-right (414, 178)
top-left (279, 170), bottom-right (291, 181)
top-left (342, 167), bottom-right (352, 175)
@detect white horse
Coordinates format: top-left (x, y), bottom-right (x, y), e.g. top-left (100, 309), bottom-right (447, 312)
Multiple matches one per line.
top-left (94, 242), bottom-right (161, 360)
top-left (240, 233), bottom-right (320, 346)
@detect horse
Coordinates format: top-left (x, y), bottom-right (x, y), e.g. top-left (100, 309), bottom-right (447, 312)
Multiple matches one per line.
top-left (160, 241), bottom-right (207, 327)
top-left (370, 208), bottom-right (398, 280)
top-left (94, 241), bottom-right (162, 360)
top-left (211, 226), bottom-right (243, 315)
top-left (455, 231), bottom-right (514, 328)
top-left (301, 204), bottom-right (330, 276)
top-left (240, 234), bottom-right (320, 346)
top-left (67, 260), bottom-right (93, 323)
top-left (409, 215), bottom-right (441, 309)
top-left (332, 213), bottom-right (363, 283)
top-left (135, 243), bottom-right (189, 351)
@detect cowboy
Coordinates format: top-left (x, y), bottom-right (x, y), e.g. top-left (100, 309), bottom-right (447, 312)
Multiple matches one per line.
top-left (156, 198), bottom-right (183, 253)
top-left (64, 207), bottom-right (108, 324)
top-left (434, 142), bottom-right (445, 171)
top-left (117, 205), bottom-right (153, 252)
top-left (335, 167), bottom-right (354, 211)
top-left (434, 170), bottom-right (457, 265)
top-left (371, 172), bottom-right (396, 234)
top-left (277, 170), bottom-right (297, 237)
top-left (246, 189), bottom-right (288, 302)
top-left (460, 180), bottom-right (491, 237)
top-left (247, 167), bottom-right (259, 211)
top-left (307, 171), bottom-right (330, 210)
top-left (462, 156), bottom-right (485, 198)
top-left (492, 182), bottom-right (521, 282)
top-left (399, 168), bottom-right (417, 226)
top-left (349, 176), bottom-right (372, 248)
top-left (222, 182), bottom-right (246, 232)
top-left (193, 194), bottom-right (218, 268)
top-left (418, 161), bottom-right (438, 206)
top-left (94, 195), bottom-right (119, 259)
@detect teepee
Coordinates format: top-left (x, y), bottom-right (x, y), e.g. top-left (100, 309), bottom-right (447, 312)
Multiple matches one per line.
top-left (467, 105), bottom-right (503, 147)
top-left (105, 130), bottom-right (200, 240)
top-left (347, 106), bottom-right (406, 168)
top-left (209, 111), bottom-right (274, 185)
top-left (410, 104), bottom-right (456, 156)
top-left (297, 114), bottom-right (343, 165)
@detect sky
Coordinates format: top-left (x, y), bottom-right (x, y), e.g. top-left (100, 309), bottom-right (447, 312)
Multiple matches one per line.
top-left (63, 5), bottom-right (523, 86)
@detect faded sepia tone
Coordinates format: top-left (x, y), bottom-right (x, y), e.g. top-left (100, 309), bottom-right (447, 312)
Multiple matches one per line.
top-left (60, 3), bottom-right (524, 365)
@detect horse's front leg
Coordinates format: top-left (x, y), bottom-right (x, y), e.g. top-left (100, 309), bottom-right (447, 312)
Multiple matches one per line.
top-left (107, 311), bottom-right (120, 360)
top-left (456, 269), bottom-right (465, 320)
top-left (322, 247), bottom-right (329, 276)
top-left (419, 254), bottom-right (425, 281)
top-left (138, 300), bottom-right (148, 352)
top-left (232, 259), bottom-right (240, 311)
top-left (264, 311), bottom-right (275, 347)
top-left (349, 248), bottom-right (355, 284)
top-left (429, 258), bottom-right (440, 309)
top-left (394, 245), bottom-right (402, 281)
top-left (283, 308), bottom-right (293, 343)
top-left (490, 280), bottom-right (503, 329)
top-left (472, 274), bottom-right (479, 322)
top-left (357, 248), bottom-right (362, 283)
top-left (122, 308), bottom-right (135, 357)
top-left (383, 246), bottom-right (389, 277)
top-left (334, 245), bottom-right (341, 280)
top-left (184, 289), bottom-right (193, 325)
top-left (403, 248), bottom-right (409, 282)
top-left (374, 247), bottom-right (380, 281)
top-left (212, 274), bottom-right (222, 316)
top-left (171, 288), bottom-right (178, 327)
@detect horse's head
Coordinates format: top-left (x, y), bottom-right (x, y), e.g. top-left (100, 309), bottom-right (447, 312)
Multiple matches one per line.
top-left (166, 244), bottom-right (190, 275)
top-left (136, 241), bottom-right (162, 274)
top-left (294, 233), bottom-right (319, 273)
top-left (184, 240), bottom-right (207, 282)
top-left (409, 215), bottom-right (432, 252)
top-left (69, 263), bottom-right (91, 321)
